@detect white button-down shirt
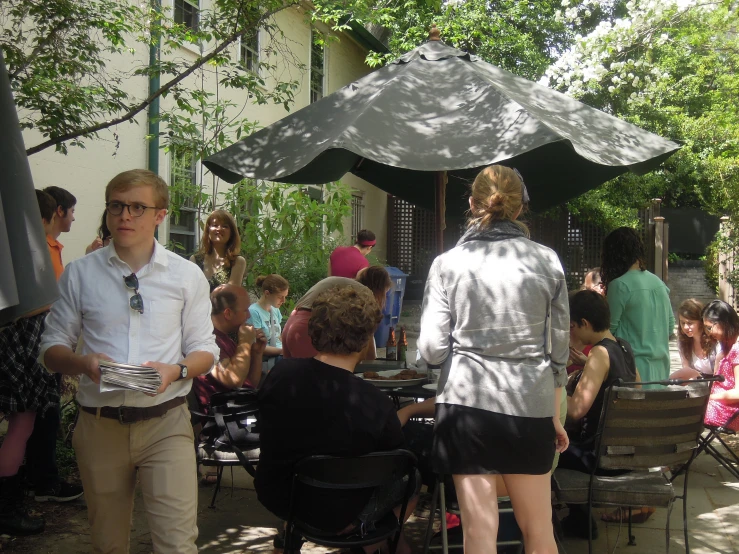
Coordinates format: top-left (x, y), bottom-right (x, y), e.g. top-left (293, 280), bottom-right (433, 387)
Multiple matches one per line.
top-left (40, 241), bottom-right (219, 408)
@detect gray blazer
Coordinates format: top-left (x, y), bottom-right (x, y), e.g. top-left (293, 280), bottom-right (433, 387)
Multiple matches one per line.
top-left (418, 222), bottom-right (569, 418)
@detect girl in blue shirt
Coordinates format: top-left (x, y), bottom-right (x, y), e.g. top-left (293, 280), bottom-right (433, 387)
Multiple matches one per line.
top-left (248, 274), bottom-right (289, 372)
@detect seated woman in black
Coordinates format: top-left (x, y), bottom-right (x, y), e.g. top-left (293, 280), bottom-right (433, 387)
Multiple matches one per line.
top-left (560, 290), bottom-right (640, 537)
top-left (255, 285), bottom-right (419, 554)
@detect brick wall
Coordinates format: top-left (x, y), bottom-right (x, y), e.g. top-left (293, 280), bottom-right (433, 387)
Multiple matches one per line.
top-left (667, 260), bottom-right (716, 316)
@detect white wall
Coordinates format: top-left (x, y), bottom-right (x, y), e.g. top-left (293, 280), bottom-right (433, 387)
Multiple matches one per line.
top-left (19, 2), bottom-right (386, 264)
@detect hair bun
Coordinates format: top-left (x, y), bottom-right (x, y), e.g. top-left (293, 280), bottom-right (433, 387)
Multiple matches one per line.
top-left (485, 192), bottom-right (507, 217)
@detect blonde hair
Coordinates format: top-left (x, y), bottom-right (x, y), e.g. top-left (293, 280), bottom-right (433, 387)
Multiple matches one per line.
top-left (467, 165), bottom-right (528, 236)
top-left (105, 169), bottom-right (169, 209)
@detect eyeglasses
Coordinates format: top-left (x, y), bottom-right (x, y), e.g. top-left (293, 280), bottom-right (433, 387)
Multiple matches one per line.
top-left (124, 273), bottom-right (144, 314)
top-left (106, 201), bottom-right (161, 218)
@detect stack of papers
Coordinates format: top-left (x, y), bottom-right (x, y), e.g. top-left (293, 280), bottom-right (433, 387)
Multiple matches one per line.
top-left (99, 361), bottom-right (162, 394)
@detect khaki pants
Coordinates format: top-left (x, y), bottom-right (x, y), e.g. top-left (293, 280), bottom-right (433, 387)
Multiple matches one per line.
top-left (73, 403), bottom-right (198, 554)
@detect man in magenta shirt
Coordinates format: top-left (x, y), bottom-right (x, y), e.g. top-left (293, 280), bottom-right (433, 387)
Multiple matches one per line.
top-left (329, 229), bottom-right (375, 278)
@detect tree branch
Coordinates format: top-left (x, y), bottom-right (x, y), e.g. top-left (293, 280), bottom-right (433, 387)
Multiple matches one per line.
top-left (9, 16), bottom-right (72, 80)
top-left (25, 1), bottom-right (299, 156)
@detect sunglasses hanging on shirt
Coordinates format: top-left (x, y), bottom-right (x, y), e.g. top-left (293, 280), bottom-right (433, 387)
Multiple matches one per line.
top-left (123, 273), bottom-right (144, 314)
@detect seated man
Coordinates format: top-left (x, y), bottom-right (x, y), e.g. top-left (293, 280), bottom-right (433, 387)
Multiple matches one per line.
top-left (256, 286), bottom-right (418, 554)
top-left (192, 284), bottom-right (266, 412)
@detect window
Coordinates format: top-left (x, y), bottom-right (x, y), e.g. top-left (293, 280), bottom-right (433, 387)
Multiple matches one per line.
top-left (351, 192), bottom-right (364, 243)
top-left (305, 185), bottom-right (323, 203)
top-left (174, 0), bottom-right (199, 31)
top-left (169, 144), bottom-right (199, 256)
top-left (239, 31), bottom-right (260, 73)
top-left (310, 30), bottom-right (324, 103)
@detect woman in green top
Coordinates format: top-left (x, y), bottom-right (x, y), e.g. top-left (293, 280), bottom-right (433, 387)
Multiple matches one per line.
top-left (600, 227), bottom-right (675, 387)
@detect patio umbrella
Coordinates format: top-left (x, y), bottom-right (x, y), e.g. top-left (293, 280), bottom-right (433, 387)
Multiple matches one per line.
top-left (204, 29), bottom-right (679, 242)
top-left (0, 50), bottom-right (58, 325)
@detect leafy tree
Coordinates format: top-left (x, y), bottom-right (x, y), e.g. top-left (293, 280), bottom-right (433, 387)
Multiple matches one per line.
top-left (544, 0), bottom-right (739, 231)
top-left (221, 179), bottom-right (352, 311)
top-left (0, 0), bottom-right (405, 156)
top-left (366, 0), bottom-right (599, 80)
top-left (2, 0), bottom-right (604, 157)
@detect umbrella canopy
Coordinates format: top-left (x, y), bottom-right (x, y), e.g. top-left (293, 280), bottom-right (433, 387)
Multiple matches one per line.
top-left (0, 50), bottom-right (58, 325)
top-left (204, 36), bottom-right (679, 216)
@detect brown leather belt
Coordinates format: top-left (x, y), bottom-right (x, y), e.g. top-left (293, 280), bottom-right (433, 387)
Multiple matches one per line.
top-left (80, 396), bottom-right (186, 424)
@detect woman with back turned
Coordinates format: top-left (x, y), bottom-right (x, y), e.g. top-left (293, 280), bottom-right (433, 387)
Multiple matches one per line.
top-left (419, 165), bottom-right (569, 554)
top-left (600, 227), bottom-right (675, 387)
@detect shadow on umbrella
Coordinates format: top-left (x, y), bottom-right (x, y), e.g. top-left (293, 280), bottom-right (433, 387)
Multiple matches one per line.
top-left (204, 30), bottom-right (678, 223)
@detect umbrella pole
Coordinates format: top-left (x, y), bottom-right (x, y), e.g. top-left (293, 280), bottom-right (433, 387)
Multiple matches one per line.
top-left (435, 171), bottom-right (445, 254)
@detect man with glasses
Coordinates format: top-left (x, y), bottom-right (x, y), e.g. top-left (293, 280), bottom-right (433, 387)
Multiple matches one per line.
top-left (40, 169), bottom-right (219, 554)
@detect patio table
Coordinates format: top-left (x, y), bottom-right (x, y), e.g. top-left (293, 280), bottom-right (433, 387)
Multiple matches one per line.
top-left (386, 384), bottom-right (437, 409)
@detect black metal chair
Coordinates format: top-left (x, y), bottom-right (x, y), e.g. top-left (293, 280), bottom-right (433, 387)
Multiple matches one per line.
top-left (191, 389), bottom-right (260, 508)
top-left (553, 377), bottom-right (719, 554)
top-left (421, 475), bottom-right (524, 554)
top-left (283, 449), bottom-right (417, 554)
top-left (695, 411), bottom-right (739, 480)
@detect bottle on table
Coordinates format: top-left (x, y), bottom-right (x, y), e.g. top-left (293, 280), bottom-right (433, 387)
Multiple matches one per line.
top-left (398, 326), bottom-right (408, 363)
top-left (386, 327), bottom-right (397, 361)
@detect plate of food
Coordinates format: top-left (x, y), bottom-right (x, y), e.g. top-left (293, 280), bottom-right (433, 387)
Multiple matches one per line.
top-left (361, 369), bottom-right (426, 387)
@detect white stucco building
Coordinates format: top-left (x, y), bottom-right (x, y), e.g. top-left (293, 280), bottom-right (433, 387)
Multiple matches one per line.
top-left (18, 1), bottom-right (389, 265)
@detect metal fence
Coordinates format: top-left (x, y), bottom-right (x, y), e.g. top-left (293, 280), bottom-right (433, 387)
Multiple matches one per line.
top-left (387, 196), bottom-right (667, 293)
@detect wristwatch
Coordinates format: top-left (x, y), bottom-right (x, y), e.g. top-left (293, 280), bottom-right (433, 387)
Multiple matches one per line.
top-left (176, 363), bottom-right (188, 381)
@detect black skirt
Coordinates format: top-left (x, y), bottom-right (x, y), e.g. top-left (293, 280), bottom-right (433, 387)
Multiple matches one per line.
top-left (0, 313), bottom-right (59, 415)
top-left (432, 403), bottom-right (555, 475)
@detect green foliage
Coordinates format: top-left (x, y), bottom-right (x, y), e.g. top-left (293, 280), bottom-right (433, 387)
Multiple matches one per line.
top-left (1, 0), bottom-right (407, 156)
top-left (1, 0), bottom-right (139, 154)
top-left (56, 438), bottom-right (78, 479)
top-left (546, 1), bottom-right (739, 272)
top-left (2, 0), bottom-right (610, 159)
top-left (705, 237), bottom-right (719, 294)
top-left (546, 0), bottom-right (739, 289)
top-left (365, 0), bottom-right (587, 80)
top-left (566, 181), bottom-right (642, 231)
top-left (56, 401), bottom-right (79, 477)
top-left (222, 179), bottom-right (352, 313)
top-left (1, 0), bottom-right (306, 155)
top-left (710, 218), bottom-right (739, 300)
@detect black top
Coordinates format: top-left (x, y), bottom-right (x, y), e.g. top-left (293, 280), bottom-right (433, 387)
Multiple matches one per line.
top-left (255, 357), bottom-right (405, 531)
top-left (192, 253), bottom-right (233, 292)
top-left (577, 337), bottom-right (637, 443)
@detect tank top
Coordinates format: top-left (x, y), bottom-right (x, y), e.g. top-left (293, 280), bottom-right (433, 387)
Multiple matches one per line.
top-left (577, 337), bottom-right (638, 443)
top-left (193, 253), bottom-right (233, 292)
top-left (690, 343), bottom-right (720, 375)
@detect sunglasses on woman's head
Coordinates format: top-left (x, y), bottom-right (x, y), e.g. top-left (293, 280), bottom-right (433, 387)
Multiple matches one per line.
top-left (123, 273), bottom-right (144, 314)
top-left (513, 168), bottom-right (531, 204)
